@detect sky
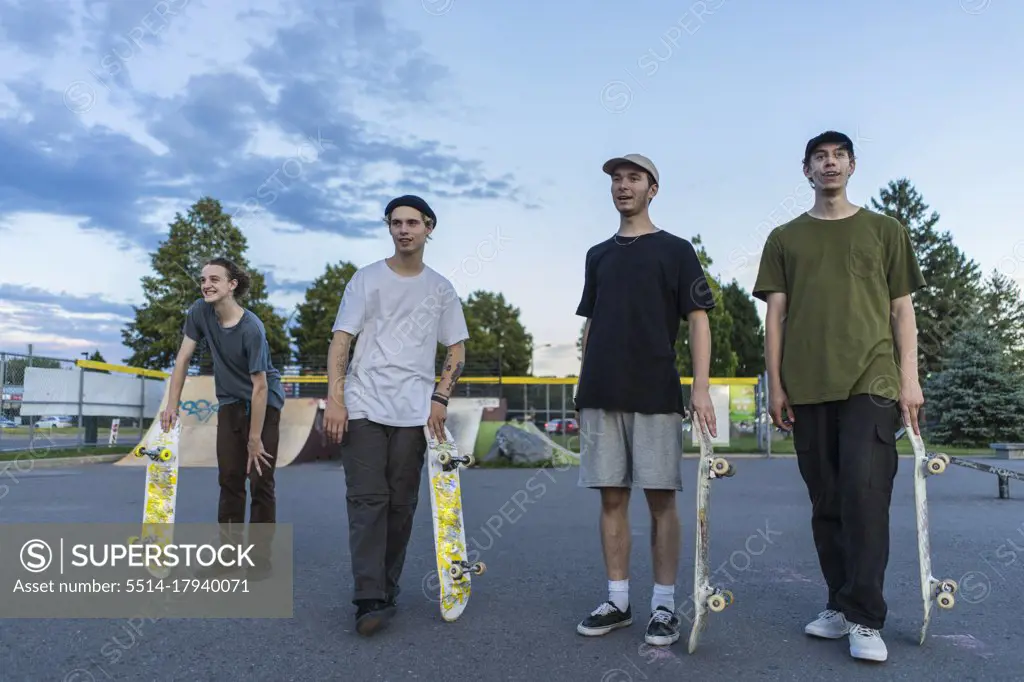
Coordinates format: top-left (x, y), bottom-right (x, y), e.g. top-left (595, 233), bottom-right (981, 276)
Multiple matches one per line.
top-left (0, 0), bottom-right (1021, 378)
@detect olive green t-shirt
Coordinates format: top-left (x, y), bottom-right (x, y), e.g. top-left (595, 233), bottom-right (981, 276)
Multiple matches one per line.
top-left (752, 208), bottom-right (926, 405)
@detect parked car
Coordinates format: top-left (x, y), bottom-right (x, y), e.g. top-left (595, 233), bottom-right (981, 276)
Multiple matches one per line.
top-left (35, 417), bottom-right (72, 428)
top-left (545, 418), bottom-right (579, 435)
top-left (0, 418), bottom-right (18, 429)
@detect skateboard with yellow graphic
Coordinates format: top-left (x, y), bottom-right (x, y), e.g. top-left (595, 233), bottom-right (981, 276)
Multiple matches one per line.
top-left (127, 418), bottom-right (181, 579)
top-left (425, 425), bottom-right (485, 621)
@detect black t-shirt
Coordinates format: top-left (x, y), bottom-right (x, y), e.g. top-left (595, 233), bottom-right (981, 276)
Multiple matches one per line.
top-left (574, 229), bottom-right (715, 415)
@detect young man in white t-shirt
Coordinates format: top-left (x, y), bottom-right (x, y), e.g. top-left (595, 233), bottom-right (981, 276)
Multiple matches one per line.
top-left (324, 195), bottom-right (470, 636)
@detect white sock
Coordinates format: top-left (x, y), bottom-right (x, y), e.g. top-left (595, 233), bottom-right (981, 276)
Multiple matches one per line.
top-left (608, 579), bottom-right (629, 611)
top-left (652, 583), bottom-right (675, 612)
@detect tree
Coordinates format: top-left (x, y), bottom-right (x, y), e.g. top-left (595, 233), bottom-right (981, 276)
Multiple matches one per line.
top-left (290, 260), bottom-right (359, 372)
top-left (121, 197), bottom-right (290, 371)
top-left (720, 280), bottom-right (765, 377)
top-left (2, 356), bottom-right (61, 385)
top-left (459, 291), bottom-right (533, 376)
top-left (980, 269), bottom-right (1024, 372)
top-left (675, 235), bottom-right (738, 378)
top-left (869, 179), bottom-right (984, 384)
top-left (925, 320), bottom-right (1024, 446)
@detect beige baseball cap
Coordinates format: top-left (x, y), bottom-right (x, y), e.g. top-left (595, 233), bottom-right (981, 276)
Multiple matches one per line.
top-left (602, 153), bottom-right (659, 185)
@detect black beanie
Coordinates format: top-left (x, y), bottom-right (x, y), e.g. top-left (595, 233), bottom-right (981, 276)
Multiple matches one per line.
top-left (384, 195), bottom-right (436, 227)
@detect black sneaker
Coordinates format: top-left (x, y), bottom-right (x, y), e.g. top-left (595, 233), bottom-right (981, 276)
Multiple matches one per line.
top-left (577, 600), bottom-right (632, 636)
top-left (644, 606), bottom-right (680, 646)
top-left (355, 599), bottom-right (395, 636)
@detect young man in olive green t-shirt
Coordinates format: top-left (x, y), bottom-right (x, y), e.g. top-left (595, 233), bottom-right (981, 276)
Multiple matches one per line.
top-left (753, 131), bottom-right (926, 664)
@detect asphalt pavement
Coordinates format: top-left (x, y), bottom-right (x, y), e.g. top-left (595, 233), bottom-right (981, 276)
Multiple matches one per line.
top-left (1, 454), bottom-right (1022, 681)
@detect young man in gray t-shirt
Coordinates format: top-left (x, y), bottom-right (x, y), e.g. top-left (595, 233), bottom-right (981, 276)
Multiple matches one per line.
top-left (325, 195), bottom-right (470, 636)
top-left (162, 257), bottom-right (286, 578)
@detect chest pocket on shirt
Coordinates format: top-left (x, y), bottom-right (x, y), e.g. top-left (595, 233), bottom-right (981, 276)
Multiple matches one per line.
top-left (848, 246), bottom-right (882, 279)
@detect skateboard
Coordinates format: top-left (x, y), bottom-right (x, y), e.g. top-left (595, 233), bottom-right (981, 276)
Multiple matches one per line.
top-left (425, 425), bottom-right (486, 621)
top-left (688, 412), bottom-right (735, 654)
top-left (907, 428), bottom-right (958, 644)
top-left (127, 418), bottom-right (182, 579)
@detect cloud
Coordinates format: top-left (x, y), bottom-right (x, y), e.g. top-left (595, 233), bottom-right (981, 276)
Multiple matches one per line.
top-left (0, 0), bottom-right (527, 252)
top-left (0, 0), bottom-right (535, 364)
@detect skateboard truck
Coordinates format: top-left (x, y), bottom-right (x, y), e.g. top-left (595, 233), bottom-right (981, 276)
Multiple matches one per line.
top-left (132, 444), bottom-right (173, 462)
top-left (925, 452), bottom-right (950, 475)
top-left (705, 588), bottom-right (734, 613)
top-left (710, 457), bottom-right (735, 478)
top-left (932, 578), bottom-right (958, 609)
top-left (437, 451), bottom-right (474, 470)
top-left (448, 560), bottom-right (487, 580)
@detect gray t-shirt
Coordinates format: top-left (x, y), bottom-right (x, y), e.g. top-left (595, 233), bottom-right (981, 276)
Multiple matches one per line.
top-left (182, 299), bottom-right (285, 411)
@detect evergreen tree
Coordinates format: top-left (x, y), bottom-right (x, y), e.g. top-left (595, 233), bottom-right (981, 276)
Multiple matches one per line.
top-left (290, 260), bottom-right (359, 372)
top-left (925, 320), bottom-right (1024, 446)
top-left (121, 197), bottom-right (290, 370)
top-left (869, 179), bottom-right (984, 384)
top-left (980, 268), bottom-right (1024, 372)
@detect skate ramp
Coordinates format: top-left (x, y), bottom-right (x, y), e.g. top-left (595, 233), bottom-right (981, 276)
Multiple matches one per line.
top-left (117, 376), bottom-right (323, 467)
top-left (442, 398), bottom-right (499, 459)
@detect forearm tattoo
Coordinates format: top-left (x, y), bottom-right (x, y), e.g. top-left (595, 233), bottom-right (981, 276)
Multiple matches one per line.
top-left (436, 350), bottom-right (464, 397)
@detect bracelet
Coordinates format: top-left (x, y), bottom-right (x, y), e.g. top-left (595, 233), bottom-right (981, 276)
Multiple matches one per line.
top-left (431, 393), bottom-right (449, 407)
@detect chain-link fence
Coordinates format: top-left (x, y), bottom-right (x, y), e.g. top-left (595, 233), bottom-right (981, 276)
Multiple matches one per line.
top-left (0, 350), bottom-right (163, 455)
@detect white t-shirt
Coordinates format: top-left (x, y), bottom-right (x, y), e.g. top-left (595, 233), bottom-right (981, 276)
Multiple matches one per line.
top-left (332, 259), bottom-right (470, 427)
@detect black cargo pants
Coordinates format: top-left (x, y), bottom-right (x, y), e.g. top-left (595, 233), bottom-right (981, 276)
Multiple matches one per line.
top-left (791, 393), bottom-right (900, 630)
top-left (340, 418), bottom-right (427, 605)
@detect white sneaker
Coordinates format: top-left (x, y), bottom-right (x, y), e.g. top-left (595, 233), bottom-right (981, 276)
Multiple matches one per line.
top-left (848, 624), bottom-right (888, 662)
top-left (804, 609), bottom-right (850, 639)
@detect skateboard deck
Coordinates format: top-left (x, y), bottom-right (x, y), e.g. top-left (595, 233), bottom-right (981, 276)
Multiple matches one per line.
top-left (425, 425), bottom-right (485, 621)
top-left (127, 419), bottom-right (182, 579)
top-left (908, 428), bottom-right (958, 644)
top-left (688, 412), bottom-right (735, 654)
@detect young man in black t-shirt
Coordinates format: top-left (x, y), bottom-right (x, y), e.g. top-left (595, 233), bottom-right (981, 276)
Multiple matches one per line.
top-left (574, 154), bottom-right (717, 647)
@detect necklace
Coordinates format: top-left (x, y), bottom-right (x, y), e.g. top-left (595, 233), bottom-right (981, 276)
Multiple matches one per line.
top-left (613, 228), bottom-right (659, 246)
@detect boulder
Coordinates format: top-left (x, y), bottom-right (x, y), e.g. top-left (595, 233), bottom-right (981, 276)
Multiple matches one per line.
top-left (482, 424), bottom-right (562, 465)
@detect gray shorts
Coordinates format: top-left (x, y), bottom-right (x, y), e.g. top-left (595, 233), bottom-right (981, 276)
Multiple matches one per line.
top-left (577, 408), bottom-right (684, 490)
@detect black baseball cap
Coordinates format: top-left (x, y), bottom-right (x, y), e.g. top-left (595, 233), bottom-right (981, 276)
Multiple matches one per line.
top-left (803, 131), bottom-right (854, 164)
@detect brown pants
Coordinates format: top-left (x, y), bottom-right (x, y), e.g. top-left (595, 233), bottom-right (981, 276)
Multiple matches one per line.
top-left (216, 402), bottom-right (280, 556)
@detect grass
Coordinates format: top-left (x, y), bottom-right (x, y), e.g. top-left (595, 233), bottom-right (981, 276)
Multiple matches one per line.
top-left (0, 427), bottom-right (121, 437)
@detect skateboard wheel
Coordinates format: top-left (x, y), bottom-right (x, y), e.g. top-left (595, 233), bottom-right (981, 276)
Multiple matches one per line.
top-left (936, 453), bottom-right (950, 465)
top-left (159, 449), bottom-right (172, 461)
top-left (941, 578), bottom-right (958, 593)
top-left (711, 458), bottom-right (730, 475)
top-left (449, 564), bottom-right (464, 579)
top-left (133, 445), bottom-right (144, 458)
top-left (927, 458), bottom-right (946, 474)
top-left (708, 594), bottom-right (727, 612)
top-left (937, 592), bottom-right (955, 609)
top-left (438, 452), bottom-right (451, 466)
top-left (465, 454), bottom-right (475, 467)
top-left (722, 589), bottom-right (734, 606)
top-left (473, 562), bottom-right (486, 575)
